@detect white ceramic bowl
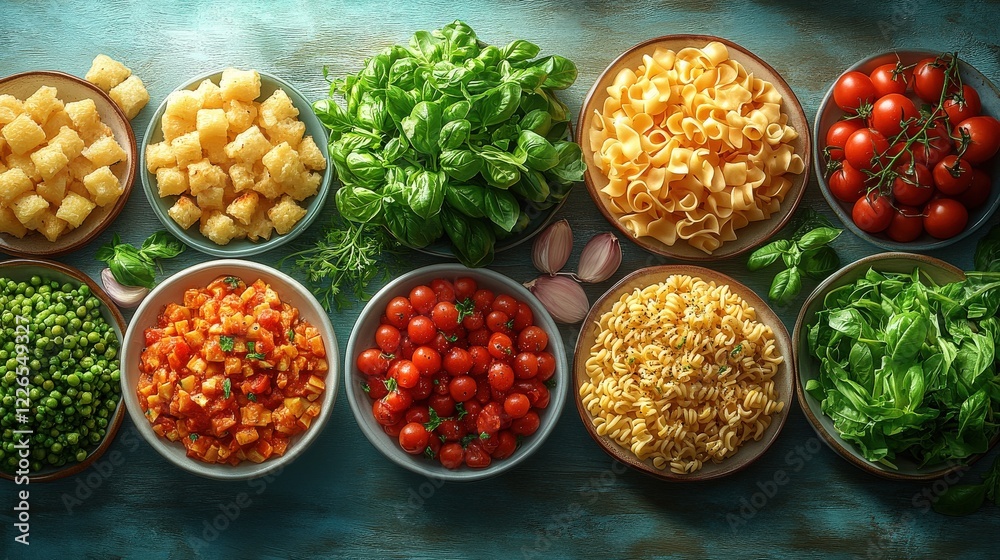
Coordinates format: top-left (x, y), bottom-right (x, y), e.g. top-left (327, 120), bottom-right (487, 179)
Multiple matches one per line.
top-left (345, 264), bottom-right (568, 482)
top-left (121, 259), bottom-right (338, 480)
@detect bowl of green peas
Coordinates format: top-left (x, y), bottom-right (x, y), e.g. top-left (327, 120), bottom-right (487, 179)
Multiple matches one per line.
top-left (0, 258), bottom-right (125, 482)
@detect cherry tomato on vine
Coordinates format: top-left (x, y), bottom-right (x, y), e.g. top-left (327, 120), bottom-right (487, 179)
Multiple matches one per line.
top-left (933, 155), bottom-right (973, 195)
top-left (833, 71), bottom-right (877, 113)
top-left (869, 93), bottom-right (919, 138)
top-left (892, 162), bottom-right (935, 206)
top-left (885, 206), bottom-right (924, 243)
top-left (852, 191), bottom-right (894, 233)
top-left (954, 116), bottom-right (1000, 164)
top-left (844, 128), bottom-right (890, 172)
top-left (957, 169), bottom-right (992, 209)
top-left (912, 119), bottom-right (954, 168)
top-left (924, 198), bottom-right (968, 239)
top-left (869, 62), bottom-right (912, 97)
top-left (943, 84), bottom-right (982, 124)
top-left (913, 56), bottom-right (951, 104)
top-left (825, 119), bottom-right (865, 161)
top-left (828, 161), bottom-right (868, 203)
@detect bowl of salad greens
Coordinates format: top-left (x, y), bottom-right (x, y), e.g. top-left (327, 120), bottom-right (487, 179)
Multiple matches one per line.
top-left (313, 20), bottom-right (586, 267)
top-left (793, 252), bottom-right (1000, 480)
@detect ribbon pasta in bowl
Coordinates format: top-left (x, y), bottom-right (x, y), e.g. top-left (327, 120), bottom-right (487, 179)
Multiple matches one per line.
top-left (577, 36), bottom-right (809, 260)
top-left (572, 265), bottom-right (794, 481)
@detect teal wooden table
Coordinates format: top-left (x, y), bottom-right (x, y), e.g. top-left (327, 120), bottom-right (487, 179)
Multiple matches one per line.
top-left (2, 1), bottom-right (999, 558)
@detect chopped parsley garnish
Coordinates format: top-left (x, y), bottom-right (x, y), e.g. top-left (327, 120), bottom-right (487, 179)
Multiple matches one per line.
top-left (219, 335), bottom-right (234, 352)
top-left (544, 378), bottom-right (557, 389)
top-left (288, 329), bottom-right (295, 342)
top-left (361, 382), bottom-right (370, 394)
top-left (730, 343), bottom-right (743, 357)
top-left (479, 431), bottom-right (490, 440)
top-left (245, 341), bottom-right (266, 360)
top-left (189, 433), bottom-right (199, 441)
top-left (223, 378), bottom-right (231, 399)
top-left (424, 408), bottom-right (444, 431)
top-left (424, 446), bottom-right (435, 459)
top-left (456, 298), bottom-right (475, 322)
top-left (223, 276), bottom-right (241, 289)
top-left (455, 402), bottom-right (468, 420)
top-left (247, 393), bottom-right (257, 402)
top-left (384, 377), bottom-right (397, 392)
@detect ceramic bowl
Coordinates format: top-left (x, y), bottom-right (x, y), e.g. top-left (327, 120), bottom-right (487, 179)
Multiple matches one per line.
top-left (813, 51), bottom-right (1000, 251)
top-left (0, 71), bottom-right (136, 257)
top-left (577, 35), bottom-right (810, 262)
top-left (573, 265), bottom-right (794, 481)
top-left (0, 259), bottom-right (126, 482)
top-left (120, 259), bottom-right (338, 480)
top-left (793, 252), bottom-right (997, 480)
top-left (344, 264), bottom-right (568, 482)
top-left (140, 69), bottom-right (332, 257)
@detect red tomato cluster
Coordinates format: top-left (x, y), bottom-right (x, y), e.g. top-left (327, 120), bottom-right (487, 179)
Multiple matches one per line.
top-left (825, 56), bottom-right (1000, 242)
top-left (356, 276), bottom-right (556, 469)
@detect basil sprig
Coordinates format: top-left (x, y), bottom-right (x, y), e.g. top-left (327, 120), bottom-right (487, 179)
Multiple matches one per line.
top-left (95, 231), bottom-right (184, 289)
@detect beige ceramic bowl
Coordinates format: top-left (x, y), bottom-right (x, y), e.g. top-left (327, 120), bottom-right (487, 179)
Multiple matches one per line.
top-left (573, 265), bottom-right (794, 481)
top-left (577, 35), bottom-right (809, 262)
top-left (0, 71), bottom-right (136, 258)
top-left (0, 259), bottom-right (126, 482)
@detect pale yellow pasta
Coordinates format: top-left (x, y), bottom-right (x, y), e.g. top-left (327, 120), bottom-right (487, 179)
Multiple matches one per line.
top-left (588, 42), bottom-right (805, 254)
top-left (579, 275), bottom-right (784, 475)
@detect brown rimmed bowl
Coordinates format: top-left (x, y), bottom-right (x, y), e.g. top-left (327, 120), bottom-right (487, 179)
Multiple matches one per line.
top-left (793, 252), bottom-right (998, 480)
top-left (0, 71), bottom-right (136, 258)
top-left (573, 265), bottom-right (794, 481)
top-left (576, 35), bottom-right (810, 262)
top-left (0, 259), bottom-right (126, 482)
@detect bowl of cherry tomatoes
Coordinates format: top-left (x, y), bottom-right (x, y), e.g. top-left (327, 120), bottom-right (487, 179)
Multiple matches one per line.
top-left (814, 50), bottom-right (1000, 250)
top-left (344, 264), bottom-right (568, 481)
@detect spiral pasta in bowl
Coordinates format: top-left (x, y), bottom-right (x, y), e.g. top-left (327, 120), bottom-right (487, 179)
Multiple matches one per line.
top-left (577, 36), bottom-right (810, 261)
top-left (572, 265), bottom-right (793, 481)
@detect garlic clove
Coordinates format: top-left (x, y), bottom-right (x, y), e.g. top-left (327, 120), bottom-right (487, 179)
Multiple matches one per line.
top-left (525, 274), bottom-right (589, 324)
top-left (101, 267), bottom-right (150, 308)
top-left (532, 219), bottom-right (573, 275)
top-left (577, 233), bottom-right (622, 283)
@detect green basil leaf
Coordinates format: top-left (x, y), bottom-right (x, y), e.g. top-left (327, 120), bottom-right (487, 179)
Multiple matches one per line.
top-left (438, 119), bottom-right (471, 150)
top-left (885, 311), bottom-right (928, 365)
top-left (484, 187), bottom-right (519, 232)
top-left (345, 151), bottom-right (386, 186)
top-left (444, 184), bottom-right (487, 218)
top-left (505, 66), bottom-right (548, 90)
top-left (139, 231), bottom-right (184, 260)
top-left (933, 484), bottom-right (987, 516)
top-left (385, 201), bottom-right (442, 248)
top-left (109, 244), bottom-right (155, 289)
top-left (479, 82), bottom-right (521, 127)
top-left (800, 246), bottom-right (841, 279)
top-left (797, 227), bottom-right (842, 251)
top-left (769, 267), bottom-right (801, 306)
top-left (335, 186), bottom-right (384, 223)
top-left (401, 101), bottom-right (442, 156)
top-left (536, 55), bottom-right (577, 89)
top-left (384, 85), bottom-right (417, 129)
top-left (501, 39), bottom-right (540, 62)
top-left (441, 208), bottom-right (495, 267)
top-left (408, 30), bottom-right (443, 62)
top-left (519, 109), bottom-right (553, 137)
top-left (442, 100), bottom-right (471, 123)
top-left (440, 149), bottom-right (483, 182)
top-left (547, 141), bottom-right (586, 184)
top-left (312, 99), bottom-right (353, 133)
top-left (514, 130), bottom-right (559, 171)
top-left (405, 170), bottom-right (445, 220)
top-left (511, 170), bottom-right (551, 203)
top-left (747, 239), bottom-right (792, 271)
top-left (781, 244), bottom-right (802, 268)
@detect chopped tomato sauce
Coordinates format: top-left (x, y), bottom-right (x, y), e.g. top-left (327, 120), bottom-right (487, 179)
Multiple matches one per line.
top-left (137, 276), bottom-right (328, 465)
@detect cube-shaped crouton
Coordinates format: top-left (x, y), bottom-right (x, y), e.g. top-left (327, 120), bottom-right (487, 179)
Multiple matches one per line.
top-left (48, 126), bottom-right (86, 160)
top-left (264, 117), bottom-right (305, 149)
top-left (267, 195), bottom-right (306, 235)
top-left (35, 210), bottom-right (68, 242)
top-left (259, 89), bottom-right (299, 128)
top-left (203, 137), bottom-right (229, 166)
top-left (36, 170), bottom-right (69, 205)
top-left (82, 166), bottom-right (123, 206)
top-left (164, 90), bottom-right (202, 123)
top-left (245, 206), bottom-right (274, 242)
top-left (228, 163), bottom-right (254, 192)
top-left (67, 180), bottom-right (89, 198)
top-left (251, 169), bottom-right (283, 199)
top-left (196, 108), bottom-right (229, 145)
top-left (196, 186), bottom-right (225, 210)
top-left (42, 110), bottom-right (73, 140)
top-left (55, 192), bottom-right (96, 228)
top-left (199, 210), bottom-right (239, 245)
top-left (67, 156), bottom-right (95, 182)
top-left (2, 114), bottom-right (47, 155)
top-left (24, 86), bottom-right (64, 124)
top-left (0, 168), bottom-right (34, 205)
top-left (219, 68), bottom-right (261, 103)
top-left (144, 140), bottom-right (176, 172)
top-left (286, 170), bottom-right (321, 202)
top-left (171, 131), bottom-right (203, 169)
top-left (30, 144), bottom-right (70, 181)
top-left (194, 79), bottom-right (224, 110)
top-left (155, 166), bottom-right (189, 197)
top-left (187, 159), bottom-right (227, 195)
top-left (296, 136), bottom-right (326, 171)
top-left (0, 206), bottom-right (27, 238)
top-left (11, 193), bottom-right (49, 227)
top-left (160, 114), bottom-right (195, 143)
top-left (167, 195), bottom-right (202, 229)
top-left (81, 135), bottom-right (126, 168)
top-left (224, 125), bottom-right (271, 163)
top-left (79, 123), bottom-right (113, 147)
top-left (109, 76), bottom-right (149, 119)
top-left (85, 54), bottom-right (131, 92)
top-left (226, 191), bottom-right (258, 225)
top-left (64, 99), bottom-right (101, 131)
top-left (224, 100), bottom-right (258, 135)
top-left (0, 94), bottom-right (24, 126)
top-left (261, 142), bottom-right (305, 185)
top-left (5, 154), bottom-right (38, 182)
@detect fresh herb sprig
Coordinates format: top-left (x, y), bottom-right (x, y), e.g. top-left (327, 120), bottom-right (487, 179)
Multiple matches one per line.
top-left (95, 231), bottom-right (184, 289)
top-left (933, 455), bottom-right (1000, 516)
top-left (747, 211), bottom-right (842, 305)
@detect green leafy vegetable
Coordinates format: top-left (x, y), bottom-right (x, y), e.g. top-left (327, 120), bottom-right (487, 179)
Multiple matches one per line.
top-left (219, 336), bottom-right (234, 352)
top-left (933, 455), bottom-right (1000, 516)
top-left (222, 379), bottom-right (231, 400)
top-left (975, 223), bottom-right (1000, 272)
top-left (746, 211), bottom-right (842, 305)
top-left (223, 276), bottom-right (241, 289)
top-left (245, 341), bottom-right (265, 361)
top-left (95, 231), bottom-right (184, 289)
top-left (318, 20), bottom-right (586, 266)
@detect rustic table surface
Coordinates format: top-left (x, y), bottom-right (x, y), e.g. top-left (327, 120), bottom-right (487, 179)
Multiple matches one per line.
top-left (2, 0), bottom-right (999, 558)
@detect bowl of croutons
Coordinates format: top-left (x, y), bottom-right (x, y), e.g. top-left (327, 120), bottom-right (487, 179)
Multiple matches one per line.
top-left (141, 68), bottom-right (332, 257)
top-left (0, 70), bottom-right (136, 257)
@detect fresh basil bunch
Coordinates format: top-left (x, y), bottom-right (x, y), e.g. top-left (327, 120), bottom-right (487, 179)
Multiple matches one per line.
top-left (315, 20), bottom-right (586, 266)
top-left (747, 211), bottom-right (842, 305)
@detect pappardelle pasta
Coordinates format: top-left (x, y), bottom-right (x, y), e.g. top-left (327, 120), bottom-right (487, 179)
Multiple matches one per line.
top-left (587, 41), bottom-right (804, 254)
top-left (579, 274), bottom-right (784, 474)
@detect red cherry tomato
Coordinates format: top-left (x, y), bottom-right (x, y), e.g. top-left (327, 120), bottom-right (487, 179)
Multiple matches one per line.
top-left (845, 128), bottom-right (890, 172)
top-left (912, 119), bottom-right (954, 168)
top-left (892, 162), bottom-right (935, 207)
top-left (913, 56), bottom-right (950, 104)
top-left (487, 361), bottom-right (515, 392)
top-left (442, 347), bottom-right (473, 376)
top-left (430, 301), bottom-right (460, 331)
top-left (852, 192), bottom-right (894, 233)
top-left (448, 375), bottom-right (477, 402)
top-left (454, 277), bottom-right (478, 301)
top-left (408, 285), bottom-right (437, 315)
top-left (357, 348), bottom-right (389, 376)
top-left (511, 411), bottom-right (541, 437)
top-left (828, 161), bottom-right (868, 203)
top-left (438, 442), bottom-right (464, 469)
top-left (375, 324), bottom-right (401, 354)
top-left (398, 422), bottom-right (430, 455)
top-left (924, 198), bottom-right (969, 239)
top-left (513, 352), bottom-right (539, 379)
top-left (517, 325), bottom-right (549, 353)
top-left (869, 62), bottom-right (912, 97)
top-left (826, 119), bottom-right (865, 161)
top-left (885, 206), bottom-right (924, 243)
top-left (833, 71), bottom-right (877, 113)
top-left (869, 93), bottom-right (919, 139)
top-left (504, 393), bottom-right (531, 418)
top-left (957, 169), bottom-right (992, 209)
top-left (488, 332), bottom-right (514, 360)
top-left (491, 430), bottom-right (517, 460)
top-left (464, 440), bottom-right (492, 468)
top-left (407, 315), bottom-right (437, 345)
top-left (390, 359), bottom-right (421, 389)
top-left (933, 155), bottom-right (974, 195)
top-left (410, 346), bottom-right (442, 377)
top-left (430, 279), bottom-right (456, 303)
top-left (385, 297), bottom-right (414, 329)
top-left (943, 84), bottom-right (982, 125)
top-left (954, 116), bottom-right (1000, 164)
